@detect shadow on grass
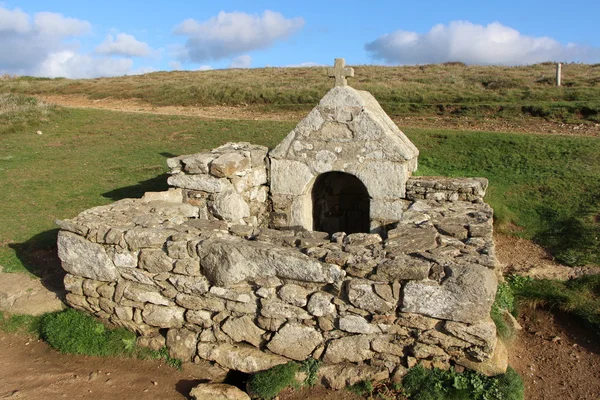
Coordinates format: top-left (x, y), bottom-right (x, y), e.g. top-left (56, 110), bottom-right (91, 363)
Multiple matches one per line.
top-left (102, 173), bottom-right (170, 201)
top-left (8, 228), bottom-right (66, 295)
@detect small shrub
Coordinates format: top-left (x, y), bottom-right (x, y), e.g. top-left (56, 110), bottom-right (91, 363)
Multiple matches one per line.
top-left (40, 309), bottom-right (136, 356)
top-left (247, 362), bottom-right (299, 400)
top-left (300, 358), bottom-right (321, 386)
top-left (347, 380), bottom-right (374, 396)
top-left (143, 346), bottom-right (183, 370)
top-left (491, 282), bottom-right (517, 340)
top-left (402, 365), bottom-right (524, 400)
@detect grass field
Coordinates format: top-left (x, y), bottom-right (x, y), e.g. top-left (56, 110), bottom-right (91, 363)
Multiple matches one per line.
top-left (0, 94), bottom-right (598, 276)
top-left (2, 62), bottom-right (600, 123)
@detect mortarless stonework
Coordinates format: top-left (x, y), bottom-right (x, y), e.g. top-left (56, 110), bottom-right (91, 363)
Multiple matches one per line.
top-left (56, 64), bottom-right (506, 388)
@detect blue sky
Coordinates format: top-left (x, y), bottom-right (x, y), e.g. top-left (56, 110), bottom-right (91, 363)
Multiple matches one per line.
top-left (1, 0), bottom-right (599, 78)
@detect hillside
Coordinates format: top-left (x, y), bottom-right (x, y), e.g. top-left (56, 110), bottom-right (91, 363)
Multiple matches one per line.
top-left (2, 62), bottom-right (600, 123)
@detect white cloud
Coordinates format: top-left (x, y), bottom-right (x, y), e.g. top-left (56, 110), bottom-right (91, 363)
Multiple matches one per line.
top-left (34, 11), bottom-right (90, 37)
top-left (174, 10), bottom-right (304, 62)
top-left (0, 7), bottom-right (30, 33)
top-left (35, 50), bottom-right (133, 78)
top-left (0, 6), bottom-right (153, 78)
top-left (365, 21), bottom-right (600, 65)
top-left (168, 61), bottom-right (181, 70)
top-left (197, 65), bottom-right (212, 71)
top-left (286, 61), bottom-right (323, 67)
top-left (230, 55), bottom-right (251, 69)
top-left (96, 33), bottom-right (151, 57)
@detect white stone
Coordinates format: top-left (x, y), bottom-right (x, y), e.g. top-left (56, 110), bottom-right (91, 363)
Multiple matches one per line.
top-left (267, 323), bottom-right (323, 360)
top-left (57, 231), bottom-right (119, 282)
top-left (213, 192), bottom-right (250, 221)
top-left (270, 159), bottom-right (314, 195)
top-left (167, 174), bottom-right (232, 193)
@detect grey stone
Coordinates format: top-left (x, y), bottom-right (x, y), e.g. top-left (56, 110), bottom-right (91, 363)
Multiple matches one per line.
top-left (306, 291), bottom-right (336, 316)
top-left (63, 274), bottom-right (83, 295)
top-left (347, 279), bottom-right (394, 314)
top-left (343, 233), bottom-right (382, 246)
top-left (137, 335), bottom-right (165, 351)
top-left (210, 153), bottom-right (250, 178)
top-left (221, 316), bottom-right (265, 347)
top-left (371, 256), bottom-right (432, 281)
top-left (402, 264), bottom-right (497, 324)
top-left (209, 286), bottom-right (253, 303)
top-left (444, 319), bottom-right (497, 349)
top-left (123, 228), bottom-right (177, 250)
top-left (186, 310), bottom-right (213, 328)
top-left (168, 275), bottom-right (210, 296)
top-left (323, 334), bottom-right (374, 363)
top-left (173, 258), bottom-right (201, 276)
top-left (141, 189), bottom-right (183, 203)
top-left (339, 315), bottom-right (381, 334)
top-left (167, 328), bottom-right (198, 362)
top-left (395, 313), bottom-right (439, 330)
top-left (176, 294), bottom-right (226, 312)
top-left (318, 363), bottom-right (389, 390)
top-left (142, 304), bottom-right (185, 328)
top-left (257, 317), bottom-right (286, 332)
top-left (267, 323), bottom-right (323, 360)
top-left (198, 238), bottom-right (345, 287)
top-left (123, 283), bottom-right (171, 306)
top-left (180, 153), bottom-right (215, 174)
top-left (385, 225), bottom-right (439, 254)
top-left (139, 249), bottom-right (174, 273)
top-left (200, 343), bottom-right (289, 373)
top-left (167, 173), bottom-right (232, 193)
top-left (278, 284), bottom-right (309, 307)
top-left (190, 383), bottom-right (250, 400)
top-left (455, 339), bottom-right (508, 376)
top-left (260, 298), bottom-right (311, 319)
top-left (213, 192), bottom-right (250, 221)
top-left (57, 231), bottom-right (119, 282)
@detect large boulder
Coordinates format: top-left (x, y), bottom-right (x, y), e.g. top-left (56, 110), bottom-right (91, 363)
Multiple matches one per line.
top-left (402, 264), bottom-right (497, 324)
top-left (57, 231), bottom-right (119, 282)
top-left (198, 238), bottom-right (345, 287)
top-left (190, 383), bottom-right (250, 400)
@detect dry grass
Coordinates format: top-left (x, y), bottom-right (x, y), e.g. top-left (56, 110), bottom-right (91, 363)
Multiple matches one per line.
top-left (1, 63), bottom-right (599, 121)
top-left (0, 93), bottom-right (52, 133)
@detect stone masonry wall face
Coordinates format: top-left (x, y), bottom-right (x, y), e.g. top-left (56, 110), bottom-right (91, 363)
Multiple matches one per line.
top-left (166, 142), bottom-right (270, 227)
top-left (56, 192), bottom-right (499, 383)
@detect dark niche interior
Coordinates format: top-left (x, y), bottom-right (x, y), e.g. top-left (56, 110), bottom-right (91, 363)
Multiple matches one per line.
top-left (312, 171), bottom-right (370, 235)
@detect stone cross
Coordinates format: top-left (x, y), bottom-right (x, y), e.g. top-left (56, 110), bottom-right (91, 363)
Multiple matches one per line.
top-left (328, 58), bottom-right (354, 87)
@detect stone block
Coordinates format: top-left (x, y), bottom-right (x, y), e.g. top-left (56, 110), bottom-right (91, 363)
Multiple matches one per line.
top-left (57, 231), bottom-right (119, 282)
top-left (267, 323), bottom-right (323, 361)
top-left (323, 334), bottom-right (373, 363)
top-left (402, 264), bottom-right (497, 324)
top-left (221, 316), bottom-right (265, 347)
top-left (142, 304), bottom-right (185, 328)
top-left (167, 328), bottom-right (198, 362)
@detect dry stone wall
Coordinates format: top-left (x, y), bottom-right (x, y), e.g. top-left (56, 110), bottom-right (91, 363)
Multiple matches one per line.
top-left (166, 142), bottom-right (269, 227)
top-left (56, 189), bottom-right (502, 386)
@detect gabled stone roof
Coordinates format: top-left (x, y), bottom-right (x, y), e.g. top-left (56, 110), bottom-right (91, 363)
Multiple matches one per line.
top-left (270, 85), bottom-right (419, 165)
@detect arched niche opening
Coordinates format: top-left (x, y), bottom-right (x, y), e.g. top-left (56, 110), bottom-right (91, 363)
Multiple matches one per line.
top-left (312, 171), bottom-right (370, 235)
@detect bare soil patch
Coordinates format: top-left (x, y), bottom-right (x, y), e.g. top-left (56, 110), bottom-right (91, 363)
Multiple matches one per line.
top-left (0, 333), bottom-right (224, 400)
top-left (37, 95), bottom-right (600, 137)
top-left (510, 307), bottom-right (600, 400)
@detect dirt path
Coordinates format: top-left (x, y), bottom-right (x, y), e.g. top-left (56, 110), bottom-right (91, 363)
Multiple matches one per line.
top-left (0, 332), bottom-right (227, 400)
top-left (37, 94), bottom-right (599, 137)
top-left (510, 307), bottom-right (600, 400)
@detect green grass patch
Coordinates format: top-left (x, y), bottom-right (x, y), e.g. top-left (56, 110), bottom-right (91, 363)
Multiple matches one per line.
top-left (402, 365), bottom-right (524, 400)
top-left (247, 362), bottom-right (300, 400)
top-left (491, 282), bottom-right (518, 340)
top-left (510, 275), bottom-right (600, 335)
top-left (0, 311), bottom-right (42, 334)
top-left (39, 308), bottom-right (136, 356)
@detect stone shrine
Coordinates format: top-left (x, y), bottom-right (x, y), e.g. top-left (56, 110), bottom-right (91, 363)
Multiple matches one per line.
top-left (56, 59), bottom-right (505, 388)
